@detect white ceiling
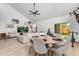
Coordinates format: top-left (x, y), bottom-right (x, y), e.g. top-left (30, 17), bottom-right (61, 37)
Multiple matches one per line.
top-left (8, 3), bottom-right (78, 22)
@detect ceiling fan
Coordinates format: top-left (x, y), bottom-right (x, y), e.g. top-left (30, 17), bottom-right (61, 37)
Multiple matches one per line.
top-left (69, 7), bottom-right (79, 16)
top-left (29, 3), bottom-right (40, 16)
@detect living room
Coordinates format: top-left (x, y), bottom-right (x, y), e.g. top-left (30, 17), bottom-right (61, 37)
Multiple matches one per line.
top-left (0, 2), bottom-right (79, 56)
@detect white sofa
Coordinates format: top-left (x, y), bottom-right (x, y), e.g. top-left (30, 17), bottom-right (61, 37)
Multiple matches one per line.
top-left (17, 35), bottom-right (30, 44)
top-left (17, 32), bottom-right (46, 44)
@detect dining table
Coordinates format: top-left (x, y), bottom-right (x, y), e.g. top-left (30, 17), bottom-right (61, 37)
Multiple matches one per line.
top-left (41, 35), bottom-right (63, 44)
top-left (28, 32), bottom-right (65, 45)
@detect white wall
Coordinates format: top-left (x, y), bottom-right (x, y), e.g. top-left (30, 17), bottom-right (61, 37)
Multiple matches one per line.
top-left (0, 3), bottom-right (29, 33)
top-left (36, 15), bottom-right (71, 33)
top-left (70, 15), bottom-right (79, 32)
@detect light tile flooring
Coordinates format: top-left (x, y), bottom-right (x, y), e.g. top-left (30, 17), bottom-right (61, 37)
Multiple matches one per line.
top-left (0, 38), bottom-right (30, 56)
top-left (0, 38), bottom-right (79, 56)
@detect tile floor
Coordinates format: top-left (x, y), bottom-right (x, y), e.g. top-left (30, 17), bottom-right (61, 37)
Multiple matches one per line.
top-left (0, 38), bottom-right (79, 56)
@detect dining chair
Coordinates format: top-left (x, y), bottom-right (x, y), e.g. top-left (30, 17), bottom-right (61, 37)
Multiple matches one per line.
top-left (33, 37), bottom-right (48, 56)
top-left (29, 39), bottom-right (34, 55)
top-left (50, 38), bottom-right (70, 56)
top-left (0, 33), bottom-right (7, 40)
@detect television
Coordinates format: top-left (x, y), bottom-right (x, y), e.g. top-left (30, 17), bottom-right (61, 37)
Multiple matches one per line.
top-left (17, 27), bottom-right (28, 33)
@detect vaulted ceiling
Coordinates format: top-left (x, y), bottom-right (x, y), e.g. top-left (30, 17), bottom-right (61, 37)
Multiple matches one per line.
top-left (8, 3), bottom-right (78, 22)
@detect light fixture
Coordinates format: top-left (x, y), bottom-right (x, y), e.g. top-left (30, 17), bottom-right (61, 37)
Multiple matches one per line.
top-left (69, 7), bottom-right (79, 24)
top-left (29, 3), bottom-right (40, 16)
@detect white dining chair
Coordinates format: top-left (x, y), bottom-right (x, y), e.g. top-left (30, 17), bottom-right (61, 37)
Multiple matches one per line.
top-left (33, 37), bottom-right (48, 56)
top-left (50, 38), bottom-right (70, 56)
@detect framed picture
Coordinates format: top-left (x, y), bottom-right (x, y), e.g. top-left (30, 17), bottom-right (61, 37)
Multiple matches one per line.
top-left (7, 24), bottom-right (14, 28)
top-left (12, 19), bottom-right (19, 24)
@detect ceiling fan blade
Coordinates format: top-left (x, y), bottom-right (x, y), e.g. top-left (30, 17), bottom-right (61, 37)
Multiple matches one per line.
top-left (77, 7), bottom-right (79, 9)
top-left (29, 10), bottom-right (34, 14)
top-left (35, 10), bottom-right (39, 13)
top-left (34, 10), bottom-right (39, 14)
